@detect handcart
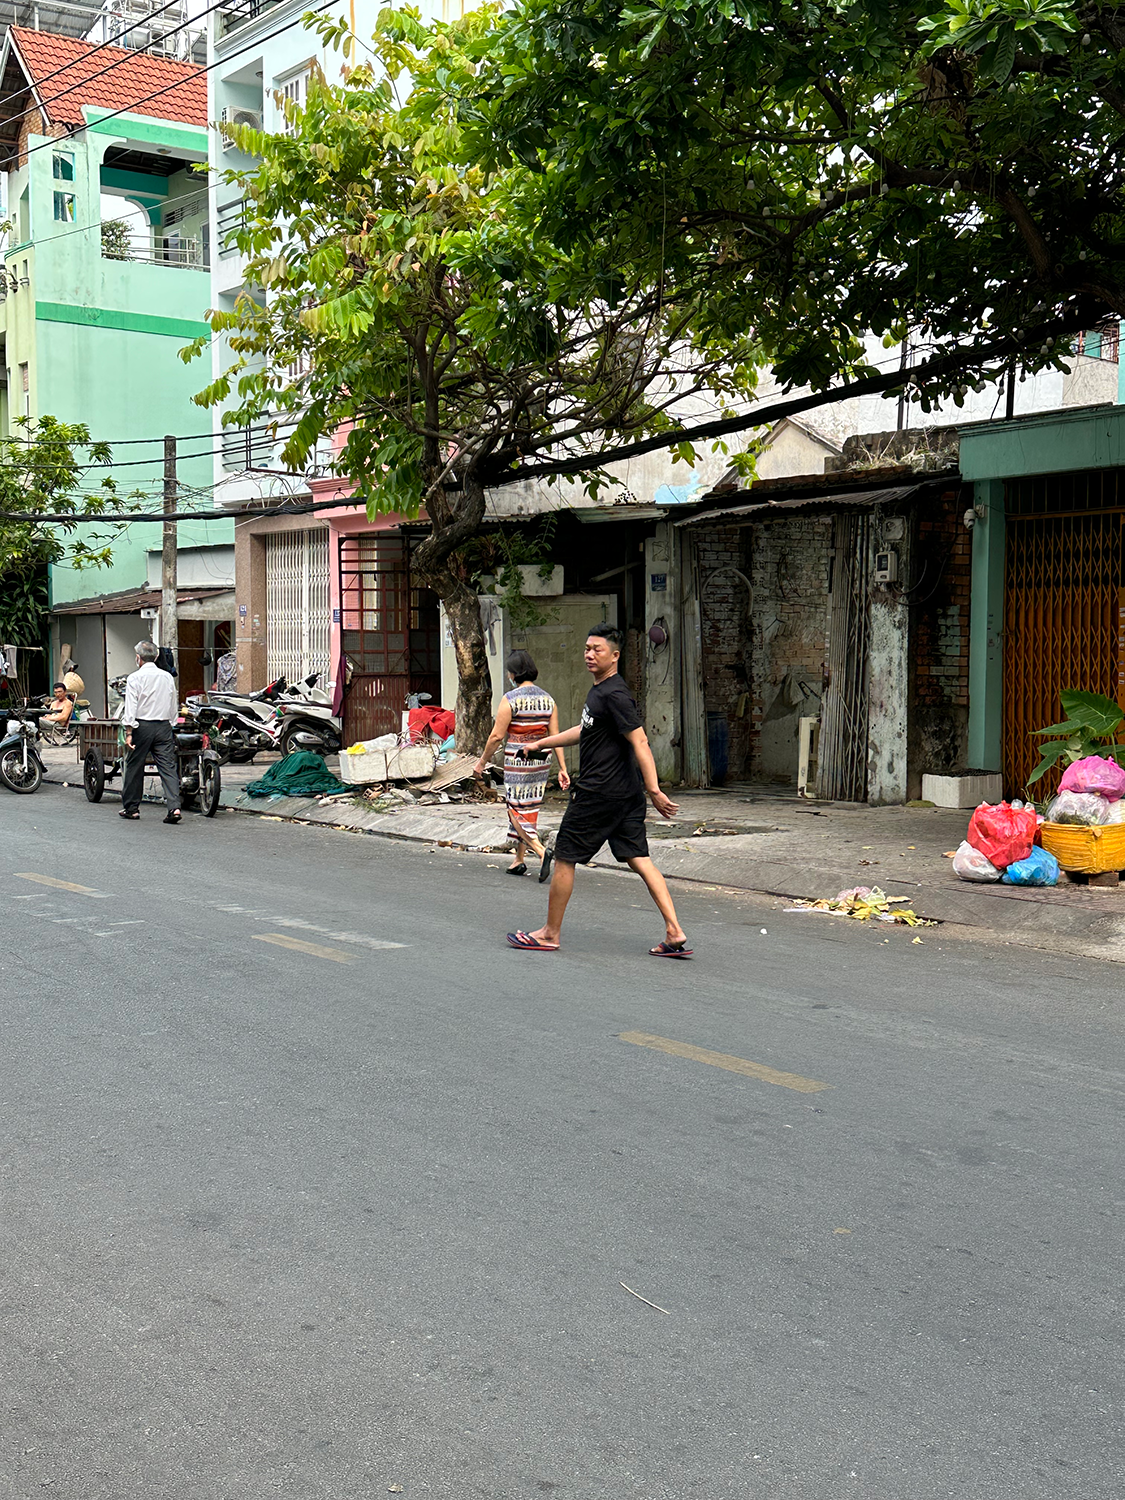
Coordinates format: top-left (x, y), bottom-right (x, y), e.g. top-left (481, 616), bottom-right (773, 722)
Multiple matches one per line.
top-left (77, 718), bottom-right (222, 815)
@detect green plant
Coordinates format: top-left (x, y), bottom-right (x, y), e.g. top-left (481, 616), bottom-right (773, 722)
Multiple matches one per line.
top-left (464, 514), bottom-right (560, 631)
top-left (100, 219), bottom-right (134, 261)
top-left (1027, 690), bottom-right (1124, 783)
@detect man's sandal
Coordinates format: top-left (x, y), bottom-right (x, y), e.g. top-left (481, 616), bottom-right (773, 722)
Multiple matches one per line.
top-left (506, 931), bottom-right (559, 951)
top-left (650, 940), bottom-right (693, 959)
top-left (118, 809), bottom-right (139, 820)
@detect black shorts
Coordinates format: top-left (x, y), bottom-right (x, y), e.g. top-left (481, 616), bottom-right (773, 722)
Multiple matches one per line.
top-left (553, 789), bottom-right (649, 865)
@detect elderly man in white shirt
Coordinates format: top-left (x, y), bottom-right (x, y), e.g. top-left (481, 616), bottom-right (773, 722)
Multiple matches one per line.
top-left (120, 640), bottom-right (183, 824)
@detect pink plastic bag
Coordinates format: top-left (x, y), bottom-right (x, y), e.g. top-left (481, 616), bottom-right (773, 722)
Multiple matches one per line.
top-left (966, 802), bottom-right (1038, 871)
top-left (1058, 754), bottom-right (1125, 801)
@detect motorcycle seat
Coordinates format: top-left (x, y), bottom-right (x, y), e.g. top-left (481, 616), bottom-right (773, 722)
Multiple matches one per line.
top-left (174, 733), bottom-right (205, 752)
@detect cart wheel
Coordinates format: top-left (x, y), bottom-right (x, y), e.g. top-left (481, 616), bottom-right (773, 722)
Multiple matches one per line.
top-left (199, 759), bottom-right (221, 817)
top-left (83, 748), bottom-right (105, 803)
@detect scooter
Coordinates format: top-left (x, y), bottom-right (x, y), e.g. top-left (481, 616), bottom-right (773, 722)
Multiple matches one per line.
top-left (0, 710), bottom-right (46, 793)
top-left (188, 673), bottom-right (341, 761)
top-left (271, 698), bottom-right (342, 757)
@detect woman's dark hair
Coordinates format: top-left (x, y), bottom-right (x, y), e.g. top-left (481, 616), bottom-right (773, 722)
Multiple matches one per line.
top-left (505, 649), bottom-right (538, 683)
top-left (588, 622), bottom-right (624, 649)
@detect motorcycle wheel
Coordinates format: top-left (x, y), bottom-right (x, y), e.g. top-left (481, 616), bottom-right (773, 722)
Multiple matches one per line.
top-left (1, 746), bottom-right (43, 794)
top-left (279, 722), bottom-right (334, 757)
top-left (199, 760), bottom-right (221, 817)
top-left (83, 748), bottom-right (106, 803)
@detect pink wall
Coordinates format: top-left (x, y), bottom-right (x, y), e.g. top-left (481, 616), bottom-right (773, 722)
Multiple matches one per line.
top-left (308, 474), bottom-right (428, 672)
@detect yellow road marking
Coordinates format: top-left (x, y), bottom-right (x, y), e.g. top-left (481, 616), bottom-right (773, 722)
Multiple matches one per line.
top-left (252, 933), bottom-right (355, 964)
top-left (619, 1030), bottom-right (831, 1094)
top-left (15, 873), bottom-right (108, 897)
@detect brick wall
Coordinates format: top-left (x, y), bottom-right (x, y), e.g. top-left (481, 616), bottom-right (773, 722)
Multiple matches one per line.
top-left (908, 492), bottom-right (972, 786)
top-left (748, 517), bottom-right (832, 782)
top-left (696, 527), bottom-right (751, 777)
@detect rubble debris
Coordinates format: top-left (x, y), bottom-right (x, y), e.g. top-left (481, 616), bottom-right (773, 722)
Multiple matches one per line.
top-left (786, 886), bottom-right (935, 926)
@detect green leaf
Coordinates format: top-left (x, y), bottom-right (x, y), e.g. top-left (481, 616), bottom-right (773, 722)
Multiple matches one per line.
top-left (1057, 690), bottom-right (1123, 738)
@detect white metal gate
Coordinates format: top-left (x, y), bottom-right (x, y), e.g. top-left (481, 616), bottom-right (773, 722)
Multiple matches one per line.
top-left (265, 528), bottom-right (331, 683)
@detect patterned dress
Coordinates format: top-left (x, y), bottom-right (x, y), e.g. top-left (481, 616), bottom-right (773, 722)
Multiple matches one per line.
top-left (503, 684), bottom-right (556, 846)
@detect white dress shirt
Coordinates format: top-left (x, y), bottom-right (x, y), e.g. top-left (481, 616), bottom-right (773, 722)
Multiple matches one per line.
top-left (122, 661), bottom-right (180, 727)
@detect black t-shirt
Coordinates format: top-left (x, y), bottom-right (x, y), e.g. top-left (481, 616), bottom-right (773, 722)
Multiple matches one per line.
top-left (576, 674), bottom-right (644, 799)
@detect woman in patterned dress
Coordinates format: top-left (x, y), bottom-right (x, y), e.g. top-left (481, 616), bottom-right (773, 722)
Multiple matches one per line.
top-left (473, 650), bottom-right (570, 876)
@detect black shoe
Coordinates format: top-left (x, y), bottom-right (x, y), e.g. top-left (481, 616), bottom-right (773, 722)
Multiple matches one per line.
top-left (506, 863), bottom-right (528, 877)
top-left (163, 811), bottom-right (182, 825)
top-left (538, 848), bottom-right (555, 884)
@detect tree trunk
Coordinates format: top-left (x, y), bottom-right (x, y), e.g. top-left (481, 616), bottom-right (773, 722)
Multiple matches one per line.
top-left (442, 577), bottom-right (494, 755)
top-left (411, 469), bottom-right (494, 755)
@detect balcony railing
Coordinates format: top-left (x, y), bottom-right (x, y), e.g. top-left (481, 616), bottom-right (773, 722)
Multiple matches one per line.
top-left (217, 0), bottom-right (283, 40)
top-left (101, 225), bottom-right (208, 270)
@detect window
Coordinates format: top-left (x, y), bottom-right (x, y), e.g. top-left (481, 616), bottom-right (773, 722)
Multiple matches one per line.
top-left (19, 363), bottom-right (29, 418)
top-left (278, 70), bottom-right (307, 134)
top-left (53, 192), bottom-right (75, 223)
top-left (52, 152), bottom-right (74, 181)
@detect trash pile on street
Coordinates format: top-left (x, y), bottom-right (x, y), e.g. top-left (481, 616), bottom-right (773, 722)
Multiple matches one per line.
top-left (786, 886), bottom-right (934, 926)
top-left (952, 754), bottom-right (1125, 886)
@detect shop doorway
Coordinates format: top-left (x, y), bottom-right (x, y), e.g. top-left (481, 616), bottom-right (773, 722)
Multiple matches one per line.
top-left (1002, 470), bottom-right (1124, 795)
top-left (338, 533), bottom-right (440, 742)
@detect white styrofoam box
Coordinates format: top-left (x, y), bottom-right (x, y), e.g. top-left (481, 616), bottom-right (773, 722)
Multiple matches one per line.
top-left (517, 564), bottom-right (565, 597)
top-left (338, 748), bottom-right (388, 784)
top-left (385, 745), bottom-right (435, 780)
top-left (338, 744), bottom-right (435, 784)
top-left (921, 773), bottom-right (1003, 809)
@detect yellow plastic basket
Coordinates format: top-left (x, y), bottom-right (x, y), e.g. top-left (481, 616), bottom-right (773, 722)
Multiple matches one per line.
top-left (1039, 821), bottom-right (1125, 875)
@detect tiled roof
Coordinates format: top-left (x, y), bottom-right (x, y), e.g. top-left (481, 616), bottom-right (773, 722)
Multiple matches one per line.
top-left (7, 27), bottom-right (207, 129)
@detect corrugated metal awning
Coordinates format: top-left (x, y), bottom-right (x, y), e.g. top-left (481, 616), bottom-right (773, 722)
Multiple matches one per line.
top-left (52, 586), bottom-right (230, 616)
top-left (675, 482), bottom-right (937, 528)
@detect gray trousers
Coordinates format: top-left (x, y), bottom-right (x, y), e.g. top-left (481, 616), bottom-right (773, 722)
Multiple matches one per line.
top-left (121, 719), bottom-right (180, 813)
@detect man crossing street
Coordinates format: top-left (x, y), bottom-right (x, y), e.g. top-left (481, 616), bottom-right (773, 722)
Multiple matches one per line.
top-left (119, 641), bottom-right (182, 825)
top-left (506, 623), bottom-right (692, 958)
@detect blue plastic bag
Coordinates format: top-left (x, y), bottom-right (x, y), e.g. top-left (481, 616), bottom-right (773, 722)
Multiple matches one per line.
top-left (1001, 846), bottom-right (1059, 887)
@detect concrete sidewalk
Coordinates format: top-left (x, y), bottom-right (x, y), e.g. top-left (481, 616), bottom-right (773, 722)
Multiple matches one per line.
top-left (41, 743), bottom-right (1125, 961)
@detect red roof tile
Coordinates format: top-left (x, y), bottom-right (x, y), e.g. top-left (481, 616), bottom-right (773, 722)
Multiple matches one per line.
top-left (8, 27), bottom-right (207, 130)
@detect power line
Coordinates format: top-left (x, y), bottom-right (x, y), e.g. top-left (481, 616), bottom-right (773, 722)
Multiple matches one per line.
top-left (0, 490), bottom-right (368, 523)
top-left (16, 0), bottom-right (343, 170)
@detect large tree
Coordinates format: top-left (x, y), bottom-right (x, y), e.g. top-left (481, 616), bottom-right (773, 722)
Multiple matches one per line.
top-left (0, 418), bottom-right (124, 655)
top-left (193, 6), bottom-right (759, 749)
top-left (461, 0), bottom-right (1125, 474)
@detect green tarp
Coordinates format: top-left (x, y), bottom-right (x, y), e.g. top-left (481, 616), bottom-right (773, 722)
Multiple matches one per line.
top-left (244, 752), bottom-right (348, 799)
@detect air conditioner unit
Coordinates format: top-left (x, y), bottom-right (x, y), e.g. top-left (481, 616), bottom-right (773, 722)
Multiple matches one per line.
top-left (219, 106), bottom-right (262, 151)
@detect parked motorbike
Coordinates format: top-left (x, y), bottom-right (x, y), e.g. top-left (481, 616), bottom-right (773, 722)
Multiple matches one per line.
top-left (186, 677), bottom-right (288, 763)
top-left (0, 710), bottom-right (46, 794)
top-left (187, 673), bottom-right (341, 761)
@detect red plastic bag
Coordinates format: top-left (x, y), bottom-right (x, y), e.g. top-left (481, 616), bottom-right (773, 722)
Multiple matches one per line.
top-left (1058, 754), bottom-right (1125, 800)
top-left (966, 802), bottom-right (1038, 871)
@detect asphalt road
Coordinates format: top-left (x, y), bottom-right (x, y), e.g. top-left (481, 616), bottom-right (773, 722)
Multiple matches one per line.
top-left (1, 785), bottom-right (1122, 1500)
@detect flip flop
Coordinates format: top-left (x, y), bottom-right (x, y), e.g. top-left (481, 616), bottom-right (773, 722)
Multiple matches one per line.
top-left (538, 848), bottom-right (555, 884)
top-left (650, 940), bottom-right (693, 959)
top-left (506, 931), bottom-right (560, 952)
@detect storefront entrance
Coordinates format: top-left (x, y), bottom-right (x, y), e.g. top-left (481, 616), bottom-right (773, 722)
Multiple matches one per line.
top-left (1002, 470), bottom-right (1124, 795)
top-left (338, 533), bottom-right (440, 742)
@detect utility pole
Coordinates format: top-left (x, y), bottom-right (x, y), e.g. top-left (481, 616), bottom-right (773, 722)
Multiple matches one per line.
top-left (161, 434), bottom-right (178, 665)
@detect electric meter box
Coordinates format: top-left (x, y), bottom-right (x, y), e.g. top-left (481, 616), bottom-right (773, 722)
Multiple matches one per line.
top-left (873, 548), bottom-right (899, 584)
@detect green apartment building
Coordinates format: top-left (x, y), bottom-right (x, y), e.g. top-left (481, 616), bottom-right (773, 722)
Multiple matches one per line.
top-left (0, 27), bottom-right (233, 709)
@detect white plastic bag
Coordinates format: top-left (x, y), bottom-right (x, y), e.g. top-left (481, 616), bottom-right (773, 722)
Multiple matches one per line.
top-left (952, 840), bottom-right (1002, 882)
top-left (1105, 799), bottom-right (1125, 825)
top-left (1044, 790), bottom-right (1111, 826)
